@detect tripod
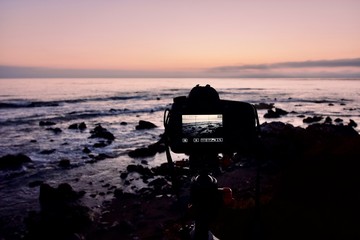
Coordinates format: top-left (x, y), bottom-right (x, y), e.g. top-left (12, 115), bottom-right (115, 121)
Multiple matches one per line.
top-left (187, 153), bottom-right (224, 240)
top-left (189, 172), bottom-right (221, 239)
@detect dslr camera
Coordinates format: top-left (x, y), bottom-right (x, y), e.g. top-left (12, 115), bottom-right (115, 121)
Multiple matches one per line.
top-left (164, 84), bottom-right (260, 155)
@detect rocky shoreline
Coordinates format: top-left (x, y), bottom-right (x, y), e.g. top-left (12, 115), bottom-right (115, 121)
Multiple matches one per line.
top-left (1, 117), bottom-right (359, 240)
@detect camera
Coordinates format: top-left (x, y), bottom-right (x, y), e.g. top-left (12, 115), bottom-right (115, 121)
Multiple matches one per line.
top-left (164, 84), bottom-right (260, 154)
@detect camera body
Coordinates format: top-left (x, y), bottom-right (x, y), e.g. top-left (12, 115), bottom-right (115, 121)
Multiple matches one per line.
top-left (165, 85), bottom-right (259, 154)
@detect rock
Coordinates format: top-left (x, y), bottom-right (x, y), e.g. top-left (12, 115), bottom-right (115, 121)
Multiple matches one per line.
top-left (69, 122), bottom-right (87, 130)
top-left (78, 122), bottom-right (87, 130)
top-left (58, 159), bottom-right (71, 168)
top-left (128, 137), bottom-right (166, 158)
top-left (90, 124), bottom-right (115, 141)
top-left (324, 116), bottom-right (332, 124)
top-left (25, 183), bottom-right (92, 239)
top-left (39, 149), bottom-right (56, 155)
top-left (0, 153), bottom-right (32, 170)
top-left (95, 153), bottom-right (113, 161)
top-left (128, 147), bottom-right (157, 158)
top-left (303, 116), bottom-right (323, 123)
top-left (334, 118), bottom-right (343, 123)
top-left (126, 164), bottom-right (154, 178)
top-left (135, 120), bottom-right (157, 130)
top-left (148, 177), bottom-right (171, 194)
top-left (264, 108), bottom-right (288, 118)
top-left (114, 188), bottom-right (124, 198)
top-left (348, 119), bottom-right (358, 128)
top-left (260, 121), bottom-right (302, 136)
top-left (120, 172), bottom-right (128, 179)
top-left (306, 123), bottom-right (358, 137)
top-left (45, 127), bottom-right (62, 134)
top-left (68, 123), bottom-right (78, 129)
top-left (39, 183), bottom-right (86, 211)
top-left (83, 147), bottom-right (91, 153)
top-left (254, 102), bottom-right (274, 110)
top-left (39, 121), bottom-right (56, 126)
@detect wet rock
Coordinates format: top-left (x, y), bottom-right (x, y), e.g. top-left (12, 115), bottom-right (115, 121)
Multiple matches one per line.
top-left (135, 120), bottom-right (157, 130)
top-left (151, 162), bottom-right (175, 176)
top-left (68, 123), bottom-right (78, 129)
top-left (128, 137), bottom-right (166, 158)
top-left (264, 108), bottom-right (288, 118)
top-left (303, 116), bottom-right (323, 123)
top-left (0, 153), bottom-right (32, 170)
top-left (324, 116), bottom-right (332, 124)
top-left (259, 122), bottom-right (308, 162)
top-left (120, 172), bottom-right (128, 179)
top-left (96, 153), bottom-right (110, 160)
top-left (58, 159), bottom-right (71, 168)
top-left (306, 123), bottom-right (358, 137)
top-left (254, 102), bottom-right (274, 110)
top-left (69, 122), bottom-right (87, 130)
top-left (148, 177), bottom-right (171, 194)
top-left (78, 122), bottom-right (87, 130)
top-left (334, 118), bottom-right (343, 123)
top-left (128, 147), bottom-right (157, 158)
top-left (114, 188), bottom-right (124, 198)
top-left (260, 121), bottom-right (303, 136)
top-left (46, 127), bottom-right (62, 134)
top-left (348, 119), bottom-right (358, 128)
top-left (25, 183), bottom-right (92, 239)
top-left (39, 183), bottom-right (82, 204)
top-left (90, 124), bottom-right (115, 141)
top-left (40, 149), bottom-right (56, 155)
top-left (39, 121), bottom-right (56, 126)
top-left (83, 147), bottom-right (91, 153)
top-left (126, 164), bottom-right (154, 178)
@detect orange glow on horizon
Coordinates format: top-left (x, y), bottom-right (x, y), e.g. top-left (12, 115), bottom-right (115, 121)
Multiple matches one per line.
top-left (1, 0), bottom-right (360, 76)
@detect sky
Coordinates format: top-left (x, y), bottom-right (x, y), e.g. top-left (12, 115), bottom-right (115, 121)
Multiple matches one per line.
top-left (0, 0), bottom-right (360, 78)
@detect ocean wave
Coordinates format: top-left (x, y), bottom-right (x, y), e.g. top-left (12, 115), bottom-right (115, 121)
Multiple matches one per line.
top-left (0, 105), bottom-right (167, 126)
top-left (0, 93), bottom-right (159, 110)
top-left (0, 101), bottom-right (59, 108)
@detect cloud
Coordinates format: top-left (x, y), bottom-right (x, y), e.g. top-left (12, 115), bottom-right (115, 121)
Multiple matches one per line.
top-left (1, 58), bottom-right (360, 78)
top-left (205, 58), bottom-right (360, 78)
top-left (209, 58), bottom-right (360, 72)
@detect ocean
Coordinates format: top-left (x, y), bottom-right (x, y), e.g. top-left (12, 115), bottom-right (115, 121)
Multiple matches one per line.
top-left (0, 78), bottom-right (359, 232)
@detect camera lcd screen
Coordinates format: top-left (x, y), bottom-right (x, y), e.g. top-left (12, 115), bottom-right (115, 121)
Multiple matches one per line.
top-left (181, 114), bottom-right (223, 144)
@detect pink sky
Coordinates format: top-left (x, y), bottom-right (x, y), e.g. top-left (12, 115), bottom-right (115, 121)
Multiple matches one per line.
top-left (0, 0), bottom-right (359, 77)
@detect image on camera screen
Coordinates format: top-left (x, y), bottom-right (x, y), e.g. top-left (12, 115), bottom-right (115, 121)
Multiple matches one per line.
top-left (182, 114), bottom-right (223, 143)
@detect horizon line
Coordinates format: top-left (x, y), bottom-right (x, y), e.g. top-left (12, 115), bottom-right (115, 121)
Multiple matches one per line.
top-left (1, 57), bottom-right (360, 78)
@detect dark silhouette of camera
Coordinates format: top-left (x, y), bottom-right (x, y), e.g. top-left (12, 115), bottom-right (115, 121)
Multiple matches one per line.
top-left (165, 84), bottom-right (260, 155)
